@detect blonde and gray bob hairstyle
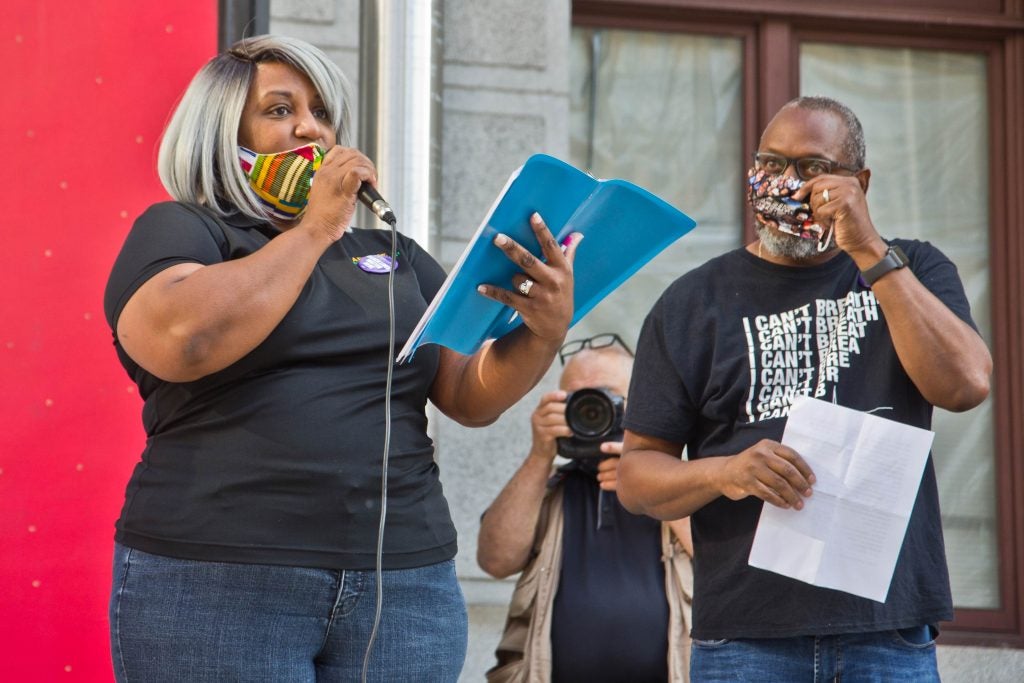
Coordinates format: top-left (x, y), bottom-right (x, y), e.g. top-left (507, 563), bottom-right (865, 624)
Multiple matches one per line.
top-left (158, 34), bottom-right (353, 221)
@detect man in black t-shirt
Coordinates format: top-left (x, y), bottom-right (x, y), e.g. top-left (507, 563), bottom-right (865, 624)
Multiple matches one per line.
top-left (617, 97), bottom-right (992, 682)
top-left (479, 336), bottom-right (693, 682)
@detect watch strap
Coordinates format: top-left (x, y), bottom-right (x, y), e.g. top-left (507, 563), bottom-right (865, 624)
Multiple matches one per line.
top-left (860, 245), bottom-right (909, 286)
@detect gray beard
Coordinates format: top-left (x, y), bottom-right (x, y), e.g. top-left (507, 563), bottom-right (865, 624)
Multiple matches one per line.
top-left (755, 221), bottom-right (837, 261)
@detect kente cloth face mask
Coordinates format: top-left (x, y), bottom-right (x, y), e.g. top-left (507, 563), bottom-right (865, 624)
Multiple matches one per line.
top-left (747, 168), bottom-right (833, 252)
top-left (238, 143), bottom-right (325, 221)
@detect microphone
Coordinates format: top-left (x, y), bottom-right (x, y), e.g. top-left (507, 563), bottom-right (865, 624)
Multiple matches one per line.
top-left (358, 182), bottom-right (397, 226)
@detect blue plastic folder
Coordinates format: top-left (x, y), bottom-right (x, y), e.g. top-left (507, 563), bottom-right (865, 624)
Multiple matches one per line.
top-left (396, 154), bottom-right (697, 362)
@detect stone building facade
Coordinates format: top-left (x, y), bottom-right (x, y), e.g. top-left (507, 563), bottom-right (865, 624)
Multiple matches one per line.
top-left (269, 1), bottom-right (1023, 680)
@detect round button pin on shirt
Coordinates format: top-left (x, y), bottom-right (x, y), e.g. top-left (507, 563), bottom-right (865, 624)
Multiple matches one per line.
top-left (355, 254), bottom-right (397, 273)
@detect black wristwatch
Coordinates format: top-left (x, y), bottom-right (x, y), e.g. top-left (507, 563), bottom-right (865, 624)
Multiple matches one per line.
top-left (860, 245), bottom-right (909, 286)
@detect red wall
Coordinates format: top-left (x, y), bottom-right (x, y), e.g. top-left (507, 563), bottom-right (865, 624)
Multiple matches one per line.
top-left (0, 3), bottom-right (217, 679)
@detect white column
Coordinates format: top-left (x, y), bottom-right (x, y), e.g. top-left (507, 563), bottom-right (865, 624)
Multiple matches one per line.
top-left (358, 0), bottom-right (441, 249)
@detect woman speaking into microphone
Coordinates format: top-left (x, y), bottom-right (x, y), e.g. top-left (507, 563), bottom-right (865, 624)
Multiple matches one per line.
top-left (104, 34), bottom-right (580, 682)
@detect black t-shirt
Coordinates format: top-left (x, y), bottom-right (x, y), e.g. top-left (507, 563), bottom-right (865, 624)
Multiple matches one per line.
top-left (104, 202), bottom-right (453, 570)
top-left (551, 466), bottom-right (669, 683)
top-left (624, 241), bottom-right (971, 640)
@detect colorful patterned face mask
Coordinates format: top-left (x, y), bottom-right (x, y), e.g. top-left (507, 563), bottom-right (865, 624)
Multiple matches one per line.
top-left (746, 167), bottom-right (832, 252)
top-left (238, 143), bottom-right (325, 221)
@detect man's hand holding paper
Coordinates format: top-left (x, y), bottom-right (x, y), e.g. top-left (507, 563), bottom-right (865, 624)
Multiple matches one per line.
top-left (718, 439), bottom-right (816, 511)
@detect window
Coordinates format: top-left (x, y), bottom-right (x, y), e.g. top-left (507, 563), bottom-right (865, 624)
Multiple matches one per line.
top-left (569, 27), bottom-right (744, 341)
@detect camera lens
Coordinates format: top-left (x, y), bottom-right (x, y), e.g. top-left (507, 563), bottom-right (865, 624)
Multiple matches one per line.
top-left (558, 388), bottom-right (625, 459)
top-left (565, 388), bottom-right (621, 439)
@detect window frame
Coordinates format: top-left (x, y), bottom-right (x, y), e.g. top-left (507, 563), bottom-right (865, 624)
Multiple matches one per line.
top-left (574, 0), bottom-right (1024, 646)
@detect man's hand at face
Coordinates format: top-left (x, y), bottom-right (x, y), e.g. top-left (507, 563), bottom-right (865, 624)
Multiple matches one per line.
top-left (795, 174), bottom-right (887, 264)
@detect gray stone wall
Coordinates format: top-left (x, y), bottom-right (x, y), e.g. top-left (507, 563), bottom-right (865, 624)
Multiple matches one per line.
top-left (269, 2), bottom-right (1022, 680)
top-left (271, 0), bottom-right (360, 86)
top-left (438, 2), bottom-right (570, 679)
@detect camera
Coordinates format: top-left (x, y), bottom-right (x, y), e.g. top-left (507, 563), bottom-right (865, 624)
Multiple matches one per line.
top-left (556, 387), bottom-right (625, 459)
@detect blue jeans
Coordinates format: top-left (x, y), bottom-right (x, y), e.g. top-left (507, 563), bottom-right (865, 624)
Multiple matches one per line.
top-left (109, 543), bottom-right (468, 682)
top-left (690, 627), bottom-right (939, 682)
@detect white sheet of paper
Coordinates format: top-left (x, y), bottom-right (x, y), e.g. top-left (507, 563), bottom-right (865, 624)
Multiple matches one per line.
top-left (747, 396), bottom-right (934, 602)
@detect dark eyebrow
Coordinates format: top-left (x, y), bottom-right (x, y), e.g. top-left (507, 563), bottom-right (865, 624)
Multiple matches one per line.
top-left (256, 90), bottom-right (326, 106)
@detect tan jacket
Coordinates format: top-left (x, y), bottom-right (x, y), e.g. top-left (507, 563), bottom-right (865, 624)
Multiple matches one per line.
top-left (485, 485), bottom-right (693, 683)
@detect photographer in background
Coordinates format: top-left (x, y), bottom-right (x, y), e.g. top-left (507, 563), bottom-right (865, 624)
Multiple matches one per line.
top-left (478, 334), bottom-right (693, 683)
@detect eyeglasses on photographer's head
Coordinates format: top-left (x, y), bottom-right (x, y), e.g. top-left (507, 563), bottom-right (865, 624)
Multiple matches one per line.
top-left (753, 152), bottom-right (859, 181)
top-left (558, 333), bottom-right (634, 366)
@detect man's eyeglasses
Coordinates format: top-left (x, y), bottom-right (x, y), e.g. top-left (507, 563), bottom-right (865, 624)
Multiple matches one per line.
top-left (753, 152), bottom-right (859, 181)
top-left (558, 333), bottom-right (634, 365)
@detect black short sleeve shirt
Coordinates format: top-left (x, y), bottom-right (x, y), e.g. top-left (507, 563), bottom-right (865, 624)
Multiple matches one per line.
top-left (550, 468), bottom-right (669, 682)
top-left (104, 202), bottom-right (453, 569)
top-left (624, 241), bottom-right (972, 639)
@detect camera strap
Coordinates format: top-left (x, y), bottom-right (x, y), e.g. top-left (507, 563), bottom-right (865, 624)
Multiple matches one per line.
top-left (596, 489), bottom-right (616, 530)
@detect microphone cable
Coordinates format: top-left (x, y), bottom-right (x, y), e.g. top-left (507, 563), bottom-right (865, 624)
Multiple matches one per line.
top-left (361, 207), bottom-right (398, 683)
